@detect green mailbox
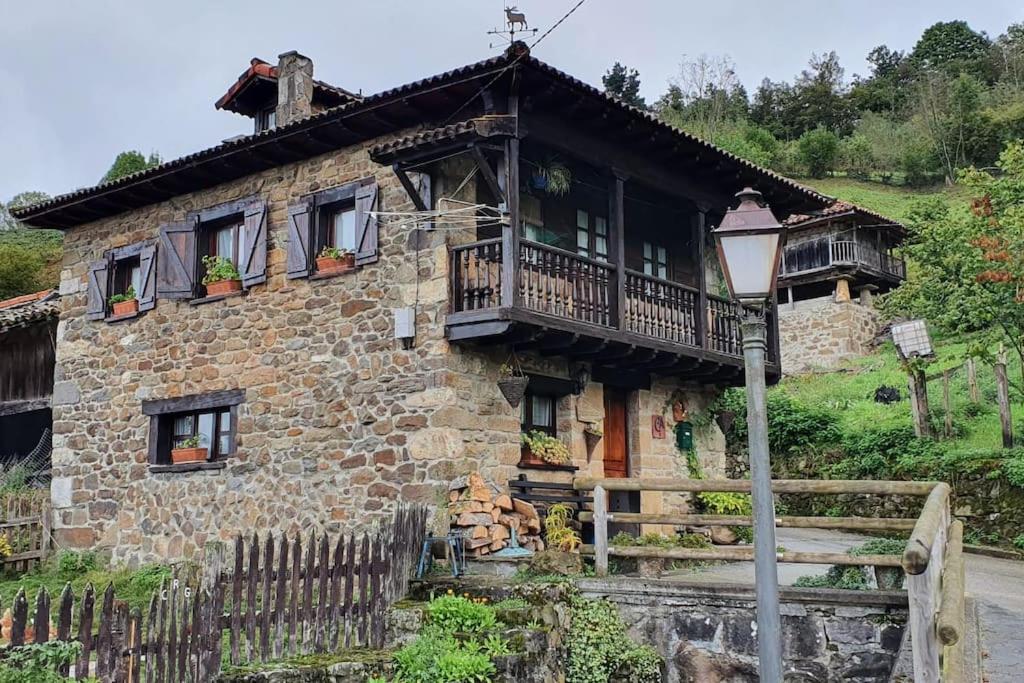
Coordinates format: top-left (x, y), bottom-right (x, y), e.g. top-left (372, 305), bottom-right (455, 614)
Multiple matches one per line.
top-left (676, 421), bottom-right (694, 451)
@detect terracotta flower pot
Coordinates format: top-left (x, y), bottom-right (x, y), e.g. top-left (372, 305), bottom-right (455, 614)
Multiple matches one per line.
top-left (111, 299), bottom-right (139, 316)
top-left (518, 445), bottom-right (548, 468)
top-left (205, 279), bottom-right (242, 296)
top-left (317, 253), bottom-right (356, 274)
top-left (170, 447), bottom-right (208, 464)
top-left (497, 376), bottom-right (529, 408)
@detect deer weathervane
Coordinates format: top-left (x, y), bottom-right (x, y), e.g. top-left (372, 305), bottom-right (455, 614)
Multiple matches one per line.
top-left (487, 5), bottom-right (537, 48)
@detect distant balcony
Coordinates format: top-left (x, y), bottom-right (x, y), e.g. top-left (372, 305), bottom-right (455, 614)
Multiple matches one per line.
top-left (446, 238), bottom-right (777, 383)
top-left (780, 239), bottom-right (906, 283)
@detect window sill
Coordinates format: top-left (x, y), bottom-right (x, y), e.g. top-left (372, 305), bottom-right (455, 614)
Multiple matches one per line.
top-left (515, 461), bottom-right (579, 473)
top-left (104, 311), bottom-right (140, 323)
top-left (189, 290), bottom-right (247, 306)
top-left (149, 461), bottom-right (227, 474)
top-left (310, 268), bottom-right (358, 282)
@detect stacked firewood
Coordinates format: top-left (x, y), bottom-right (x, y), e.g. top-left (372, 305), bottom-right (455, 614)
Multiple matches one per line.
top-left (448, 473), bottom-right (544, 556)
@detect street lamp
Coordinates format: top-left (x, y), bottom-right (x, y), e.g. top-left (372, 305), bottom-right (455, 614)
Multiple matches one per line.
top-left (713, 187), bottom-right (786, 683)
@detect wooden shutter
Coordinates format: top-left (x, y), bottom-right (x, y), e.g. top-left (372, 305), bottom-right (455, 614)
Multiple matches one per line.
top-left (86, 259), bottom-right (109, 320)
top-left (354, 182), bottom-right (379, 266)
top-left (137, 243), bottom-right (157, 311)
top-left (287, 201), bottom-right (313, 279)
top-left (241, 202), bottom-right (268, 287)
top-left (156, 219), bottom-right (198, 299)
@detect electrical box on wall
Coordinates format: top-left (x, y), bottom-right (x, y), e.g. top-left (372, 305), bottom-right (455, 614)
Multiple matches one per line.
top-left (393, 307), bottom-right (415, 342)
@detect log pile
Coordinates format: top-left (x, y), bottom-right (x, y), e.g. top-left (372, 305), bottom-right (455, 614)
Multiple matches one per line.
top-left (448, 473), bottom-right (545, 556)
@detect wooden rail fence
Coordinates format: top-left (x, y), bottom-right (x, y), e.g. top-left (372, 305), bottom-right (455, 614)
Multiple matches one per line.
top-left (574, 477), bottom-right (966, 683)
top-left (0, 505), bottom-right (428, 682)
top-left (0, 491), bottom-right (49, 573)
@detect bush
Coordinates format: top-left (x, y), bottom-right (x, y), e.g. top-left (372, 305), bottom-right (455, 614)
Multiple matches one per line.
top-left (716, 390), bottom-right (841, 458)
top-left (838, 134), bottom-right (875, 179)
top-left (566, 596), bottom-right (661, 683)
top-left (0, 641), bottom-right (81, 683)
top-left (393, 630), bottom-right (495, 683)
top-left (0, 244), bottom-right (45, 301)
top-left (797, 127), bottom-right (839, 177)
top-left (793, 565), bottom-right (869, 591)
top-left (426, 594), bottom-right (497, 634)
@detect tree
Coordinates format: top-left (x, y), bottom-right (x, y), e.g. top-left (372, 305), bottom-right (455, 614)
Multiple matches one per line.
top-left (883, 141), bottom-right (1024, 384)
top-left (797, 127), bottom-right (839, 177)
top-left (790, 52), bottom-right (856, 135)
top-left (602, 63), bottom-right (646, 109)
top-left (915, 72), bottom-right (990, 183)
top-left (994, 23), bottom-right (1024, 89)
top-left (910, 20), bottom-right (993, 81)
top-left (750, 78), bottom-right (794, 139)
top-left (0, 244), bottom-right (44, 299)
top-left (1, 191), bottom-right (52, 231)
top-left (837, 134), bottom-right (875, 179)
top-left (850, 45), bottom-right (913, 116)
top-left (656, 54), bottom-right (747, 141)
top-left (100, 150), bottom-right (162, 184)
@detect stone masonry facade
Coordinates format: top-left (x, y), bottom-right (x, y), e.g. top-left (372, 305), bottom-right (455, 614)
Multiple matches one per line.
top-left (51, 135), bottom-right (725, 566)
top-left (779, 296), bottom-right (882, 375)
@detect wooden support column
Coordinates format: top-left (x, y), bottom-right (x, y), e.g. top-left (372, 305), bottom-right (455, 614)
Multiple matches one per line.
top-left (501, 94), bottom-right (521, 308)
top-left (610, 172), bottom-right (626, 330)
top-left (695, 210), bottom-right (709, 349)
top-left (593, 485), bottom-right (609, 577)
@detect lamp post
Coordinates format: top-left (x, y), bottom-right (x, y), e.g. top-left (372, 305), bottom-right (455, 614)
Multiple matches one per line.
top-left (713, 187), bottom-right (787, 683)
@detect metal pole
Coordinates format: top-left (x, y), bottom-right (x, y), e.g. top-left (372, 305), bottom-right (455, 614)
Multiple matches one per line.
top-left (741, 308), bottom-right (783, 682)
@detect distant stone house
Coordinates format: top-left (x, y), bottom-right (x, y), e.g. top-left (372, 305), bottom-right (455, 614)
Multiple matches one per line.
top-left (776, 201), bottom-right (907, 374)
top-left (13, 45), bottom-right (829, 564)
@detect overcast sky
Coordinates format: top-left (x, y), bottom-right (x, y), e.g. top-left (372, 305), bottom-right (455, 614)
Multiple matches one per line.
top-left (1, 0), bottom-right (1021, 203)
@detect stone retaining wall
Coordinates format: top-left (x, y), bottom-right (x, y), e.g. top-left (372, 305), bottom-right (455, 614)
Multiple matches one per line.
top-left (779, 297), bottom-right (881, 375)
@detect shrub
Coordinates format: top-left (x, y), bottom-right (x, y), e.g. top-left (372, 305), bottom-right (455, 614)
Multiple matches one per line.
top-left (715, 390), bottom-right (840, 458)
top-left (1013, 535), bottom-right (1024, 551)
top-left (849, 538), bottom-right (906, 556)
top-left (566, 596), bottom-right (661, 683)
top-left (56, 551), bottom-right (99, 574)
top-left (0, 641), bottom-right (81, 683)
top-left (797, 127), bottom-right (839, 177)
top-left (393, 630), bottom-right (495, 683)
top-left (793, 565), bottom-right (869, 591)
top-left (696, 491), bottom-right (752, 516)
top-left (426, 594), bottom-right (497, 634)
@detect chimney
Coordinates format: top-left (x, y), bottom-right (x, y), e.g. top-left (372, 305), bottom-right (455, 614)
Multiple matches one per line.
top-left (276, 51), bottom-right (314, 126)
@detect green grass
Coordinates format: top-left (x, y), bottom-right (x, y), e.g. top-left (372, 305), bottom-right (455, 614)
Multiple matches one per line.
top-left (800, 177), bottom-right (970, 223)
top-left (0, 552), bottom-right (171, 617)
top-left (0, 227), bottom-right (64, 294)
top-left (778, 335), bottom-right (1024, 453)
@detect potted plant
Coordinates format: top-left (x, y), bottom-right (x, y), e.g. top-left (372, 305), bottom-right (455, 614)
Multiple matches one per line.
top-left (497, 363), bottom-right (529, 408)
top-left (170, 436), bottom-right (208, 465)
top-left (520, 430), bottom-right (572, 467)
top-left (201, 255), bottom-right (242, 296)
top-left (316, 245), bottom-right (356, 275)
top-left (583, 423), bottom-right (603, 452)
top-left (530, 159), bottom-right (572, 196)
top-left (108, 286), bottom-right (138, 316)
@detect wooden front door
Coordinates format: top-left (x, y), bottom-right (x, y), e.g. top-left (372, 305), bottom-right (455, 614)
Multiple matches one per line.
top-left (603, 388), bottom-right (639, 535)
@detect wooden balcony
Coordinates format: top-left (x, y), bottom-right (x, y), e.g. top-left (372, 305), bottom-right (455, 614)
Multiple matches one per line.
top-left (780, 238), bottom-right (906, 285)
top-left (446, 238), bottom-right (779, 385)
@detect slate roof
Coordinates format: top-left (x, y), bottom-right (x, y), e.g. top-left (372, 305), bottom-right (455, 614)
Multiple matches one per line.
top-left (784, 200), bottom-right (904, 234)
top-left (0, 290), bottom-right (59, 333)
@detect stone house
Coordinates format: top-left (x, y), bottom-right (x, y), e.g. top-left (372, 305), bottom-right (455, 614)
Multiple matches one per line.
top-left (775, 201), bottom-right (906, 374)
top-left (13, 45), bottom-right (829, 565)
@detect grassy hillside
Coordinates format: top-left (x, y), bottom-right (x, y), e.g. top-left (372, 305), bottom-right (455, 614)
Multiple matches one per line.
top-left (800, 177), bottom-right (970, 223)
top-left (0, 228), bottom-right (63, 296)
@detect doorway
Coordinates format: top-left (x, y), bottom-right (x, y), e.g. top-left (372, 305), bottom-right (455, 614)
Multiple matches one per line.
top-left (603, 387), bottom-right (640, 536)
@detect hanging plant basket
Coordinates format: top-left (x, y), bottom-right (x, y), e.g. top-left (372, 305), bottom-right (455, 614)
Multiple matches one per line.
top-left (498, 376), bottom-right (529, 408)
top-left (583, 428), bottom-right (603, 453)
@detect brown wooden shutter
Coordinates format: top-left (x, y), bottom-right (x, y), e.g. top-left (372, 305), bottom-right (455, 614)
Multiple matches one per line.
top-left (241, 202), bottom-right (268, 287)
top-left (354, 182), bottom-right (379, 266)
top-left (86, 259), bottom-right (109, 320)
top-left (156, 219), bottom-right (197, 299)
top-left (137, 243), bottom-right (157, 311)
top-left (287, 201), bottom-right (313, 278)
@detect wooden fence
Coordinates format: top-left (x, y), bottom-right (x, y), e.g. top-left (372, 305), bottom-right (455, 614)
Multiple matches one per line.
top-left (574, 477), bottom-right (966, 683)
top-left (0, 504), bottom-right (428, 682)
top-left (0, 490), bottom-right (49, 573)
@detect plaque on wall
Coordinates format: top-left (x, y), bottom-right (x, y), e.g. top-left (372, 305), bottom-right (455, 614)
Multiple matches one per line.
top-left (651, 415), bottom-right (666, 439)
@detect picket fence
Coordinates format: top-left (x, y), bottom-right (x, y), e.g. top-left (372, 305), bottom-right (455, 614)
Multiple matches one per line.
top-left (0, 504), bottom-right (428, 682)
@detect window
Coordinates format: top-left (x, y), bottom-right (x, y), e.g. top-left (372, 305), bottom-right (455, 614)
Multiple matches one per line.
top-left (142, 390), bottom-right (245, 468)
top-left (206, 218), bottom-right (247, 272)
top-left (112, 256), bottom-right (141, 300)
top-left (576, 210), bottom-right (609, 262)
top-left (643, 241), bottom-right (669, 280)
top-left (283, 179), bottom-right (379, 279)
top-left (521, 391), bottom-right (557, 436)
top-left (326, 206), bottom-right (357, 253)
top-left (256, 107), bottom-right (276, 133)
top-left (86, 241), bottom-right (157, 321)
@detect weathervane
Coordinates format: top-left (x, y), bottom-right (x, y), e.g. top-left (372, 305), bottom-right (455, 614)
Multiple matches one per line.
top-left (487, 6), bottom-right (537, 48)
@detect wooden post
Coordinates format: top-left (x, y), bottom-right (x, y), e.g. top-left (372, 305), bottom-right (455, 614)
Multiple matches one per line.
top-left (593, 485), bottom-right (609, 577)
top-left (966, 358), bottom-right (979, 403)
top-left (908, 368), bottom-right (932, 439)
top-left (609, 172), bottom-right (626, 330)
top-left (500, 92), bottom-right (521, 309)
top-left (942, 370), bottom-right (952, 439)
top-left (695, 210), bottom-right (709, 349)
top-left (907, 496), bottom-right (949, 683)
top-left (996, 348), bottom-right (1014, 448)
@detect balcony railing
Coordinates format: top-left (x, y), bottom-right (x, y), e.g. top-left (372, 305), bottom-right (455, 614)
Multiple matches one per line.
top-left (780, 239), bottom-right (906, 280)
top-left (450, 238), bottom-right (772, 361)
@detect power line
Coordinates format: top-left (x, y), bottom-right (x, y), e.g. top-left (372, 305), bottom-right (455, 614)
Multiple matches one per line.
top-left (443, 0), bottom-right (590, 125)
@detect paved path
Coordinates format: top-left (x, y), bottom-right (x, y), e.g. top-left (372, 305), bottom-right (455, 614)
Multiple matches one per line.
top-left (666, 528), bottom-right (1024, 682)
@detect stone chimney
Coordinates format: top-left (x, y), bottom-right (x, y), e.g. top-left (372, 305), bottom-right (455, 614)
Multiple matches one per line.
top-left (276, 51), bottom-right (314, 127)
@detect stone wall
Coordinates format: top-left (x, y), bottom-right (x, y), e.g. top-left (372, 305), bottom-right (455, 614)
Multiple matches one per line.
top-left (51, 135), bottom-right (725, 565)
top-left (578, 578), bottom-right (907, 683)
top-left (778, 297), bottom-right (881, 375)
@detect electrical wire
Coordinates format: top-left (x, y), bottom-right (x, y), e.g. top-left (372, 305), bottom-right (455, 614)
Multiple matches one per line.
top-left (443, 0), bottom-right (590, 126)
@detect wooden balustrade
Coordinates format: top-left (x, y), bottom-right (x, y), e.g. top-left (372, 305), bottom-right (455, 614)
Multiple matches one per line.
top-left (831, 240), bottom-right (859, 264)
top-left (707, 295), bottom-right (743, 356)
top-left (519, 240), bottom-right (614, 327)
top-left (780, 238), bottom-right (905, 279)
top-left (624, 270), bottom-right (699, 345)
top-left (451, 238), bottom-right (502, 312)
